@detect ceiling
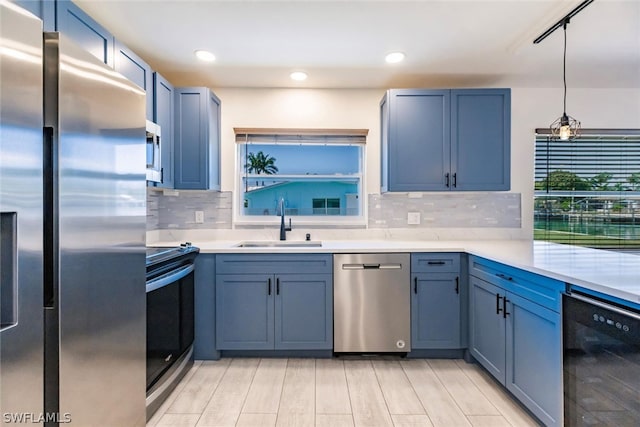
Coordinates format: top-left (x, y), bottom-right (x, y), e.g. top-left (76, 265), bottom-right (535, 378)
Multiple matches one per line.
top-left (76, 0), bottom-right (640, 89)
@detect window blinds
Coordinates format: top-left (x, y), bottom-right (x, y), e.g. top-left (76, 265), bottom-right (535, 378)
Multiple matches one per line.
top-left (534, 130), bottom-right (640, 250)
top-left (535, 134), bottom-right (640, 192)
top-left (234, 128), bottom-right (368, 145)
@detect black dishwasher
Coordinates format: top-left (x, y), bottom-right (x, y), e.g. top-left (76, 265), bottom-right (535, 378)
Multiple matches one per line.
top-left (563, 291), bottom-right (640, 426)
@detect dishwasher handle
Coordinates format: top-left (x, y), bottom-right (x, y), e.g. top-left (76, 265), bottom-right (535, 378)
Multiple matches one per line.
top-left (342, 263), bottom-right (402, 270)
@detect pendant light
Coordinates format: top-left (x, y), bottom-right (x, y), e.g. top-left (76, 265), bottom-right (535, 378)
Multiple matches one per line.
top-left (534, 0), bottom-right (593, 141)
top-left (549, 19), bottom-right (580, 141)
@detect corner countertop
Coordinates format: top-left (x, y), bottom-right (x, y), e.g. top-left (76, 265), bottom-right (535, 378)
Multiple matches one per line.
top-left (149, 239), bottom-right (640, 306)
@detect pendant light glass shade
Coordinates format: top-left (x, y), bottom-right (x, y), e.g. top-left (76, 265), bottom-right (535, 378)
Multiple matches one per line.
top-left (550, 20), bottom-right (580, 141)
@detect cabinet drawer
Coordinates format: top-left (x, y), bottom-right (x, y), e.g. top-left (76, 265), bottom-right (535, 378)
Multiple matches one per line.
top-left (216, 254), bottom-right (332, 275)
top-left (469, 256), bottom-right (563, 312)
top-left (411, 253), bottom-right (460, 273)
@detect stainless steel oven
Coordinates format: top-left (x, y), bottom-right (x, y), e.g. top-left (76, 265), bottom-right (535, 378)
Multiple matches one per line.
top-left (145, 244), bottom-right (198, 419)
top-left (563, 291), bottom-right (640, 426)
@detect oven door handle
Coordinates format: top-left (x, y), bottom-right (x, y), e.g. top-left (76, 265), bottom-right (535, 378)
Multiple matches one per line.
top-left (568, 292), bottom-right (640, 321)
top-left (146, 264), bottom-right (194, 293)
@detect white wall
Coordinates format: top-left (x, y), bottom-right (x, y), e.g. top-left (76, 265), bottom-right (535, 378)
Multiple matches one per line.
top-left (212, 86), bottom-right (640, 240)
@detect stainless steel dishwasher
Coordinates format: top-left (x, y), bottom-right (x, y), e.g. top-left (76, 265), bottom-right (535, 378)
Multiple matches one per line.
top-left (334, 253), bottom-right (411, 352)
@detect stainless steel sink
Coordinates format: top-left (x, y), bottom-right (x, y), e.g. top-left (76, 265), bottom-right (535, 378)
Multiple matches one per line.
top-left (235, 240), bottom-right (323, 248)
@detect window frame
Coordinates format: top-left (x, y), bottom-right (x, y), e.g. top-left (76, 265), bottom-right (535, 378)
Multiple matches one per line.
top-left (233, 128), bottom-right (368, 226)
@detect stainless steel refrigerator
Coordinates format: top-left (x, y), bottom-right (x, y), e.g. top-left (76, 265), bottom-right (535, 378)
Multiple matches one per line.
top-left (1, 2), bottom-right (146, 425)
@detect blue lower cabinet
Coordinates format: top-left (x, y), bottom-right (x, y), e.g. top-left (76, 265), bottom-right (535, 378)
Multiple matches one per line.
top-left (411, 273), bottom-right (461, 349)
top-left (216, 274), bottom-right (274, 350)
top-left (275, 274), bottom-right (333, 350)
top-left (506, 291), bottom-right (562, 427)
top-left (469, 274), bottom-right (562, 426)
top-left (216, 271), bottom-right (333, 351)
top-left (469, 276), bottom-right (506, 379)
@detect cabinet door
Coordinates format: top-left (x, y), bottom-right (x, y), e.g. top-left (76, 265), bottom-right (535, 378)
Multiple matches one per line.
top-left (114, 41), bottom-right (153, 121)
top-left (451, 89), bottom-right (510, 191)
top-left (153, 72), bottom-right (174, 188)
top-left (174, 87), bottom-right (220, 190)
top-left (56, 0), bottom-right (114, 66)
top-left (506, 291), bottom-right (562, 426)
top-left (274, 274), bottom-right (333, 350)
top-left (174, 87), bottom-right (207, 189)
top-left (469, 276), bottom-right (506, 383)
top-left (411, 273), bottom-right (461, 349)
top-left (387, 89), bottom-right (450, 191)
top-left (216, 274), bottom-right (274, 350)
top-left (207, 91), bottom-right (221, 191)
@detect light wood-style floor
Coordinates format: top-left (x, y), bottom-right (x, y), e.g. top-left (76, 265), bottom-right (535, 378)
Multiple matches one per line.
top-left (147, 358), bottom-right (540, 427)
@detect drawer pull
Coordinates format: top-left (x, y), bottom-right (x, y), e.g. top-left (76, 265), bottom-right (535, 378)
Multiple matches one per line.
top-left (496, 273), bottom-right (513, 281)
top-left (427, 261), bottom-right (446, 266)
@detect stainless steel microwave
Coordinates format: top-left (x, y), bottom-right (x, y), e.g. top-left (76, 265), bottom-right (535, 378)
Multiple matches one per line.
top-left (146, 120), bottom-right (162, 182)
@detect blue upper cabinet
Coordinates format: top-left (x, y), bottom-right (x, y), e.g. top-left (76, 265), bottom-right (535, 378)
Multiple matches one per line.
top-left (381, 88), bottom-right (510, 192)
top-left (114, 41), bottom-right (153, 121)
top-left (451, 89), bottom-right (510, 191)
top-left (383, 90), bottom-right (450, 192)
top-left (56, 0), bottom-right (114, 67)
top-left (174, 87), bottom-right (221, 190)
top-left (153, 72), bottom-right (175, 188)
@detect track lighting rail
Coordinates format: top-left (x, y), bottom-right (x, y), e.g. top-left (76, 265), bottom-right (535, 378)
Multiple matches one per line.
top-left (533, 0), bottom-right (594, 44)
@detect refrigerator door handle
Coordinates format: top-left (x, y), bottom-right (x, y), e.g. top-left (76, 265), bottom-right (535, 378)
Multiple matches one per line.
top-left (0, 212), bottom-right (18, 330)
top-left (43, 126), bottom-right (55, 309)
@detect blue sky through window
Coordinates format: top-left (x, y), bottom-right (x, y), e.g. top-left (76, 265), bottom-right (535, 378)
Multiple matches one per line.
top-left (243, 144), bottom-right (359, 175)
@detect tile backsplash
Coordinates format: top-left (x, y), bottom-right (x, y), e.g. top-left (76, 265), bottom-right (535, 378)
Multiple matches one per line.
top-left (148, 188), bottom-right (520, 232)
top-left (368, 193), bottom-right (521, 228)
top-left (147, 188), bottom-right (233, 231)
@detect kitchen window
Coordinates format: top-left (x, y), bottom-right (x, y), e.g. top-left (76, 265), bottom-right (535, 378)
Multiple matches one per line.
top-left (312, 198), bottom-right (341, 215)
top-left (235, 128), bottom-right (366, 223)
top-left (534, 129), bottom-right (640, 251)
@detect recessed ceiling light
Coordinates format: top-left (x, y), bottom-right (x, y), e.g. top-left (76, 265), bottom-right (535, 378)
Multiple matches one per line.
top-left (290, 71), bottom-right (308, 81)
top-left (385, 52), bottom-right (405, 64)
top-left (289, 71), bottom-right (307, 82)
top-left (194, 50), bottom-right (216, 62)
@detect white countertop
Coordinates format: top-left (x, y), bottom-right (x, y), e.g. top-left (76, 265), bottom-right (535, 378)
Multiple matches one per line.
top-left (150, 239), bottom-right (640, 306)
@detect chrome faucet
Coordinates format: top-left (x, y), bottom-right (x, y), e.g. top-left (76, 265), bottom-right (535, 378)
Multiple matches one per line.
top-left (279, 197), bottom-right (292, 240)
